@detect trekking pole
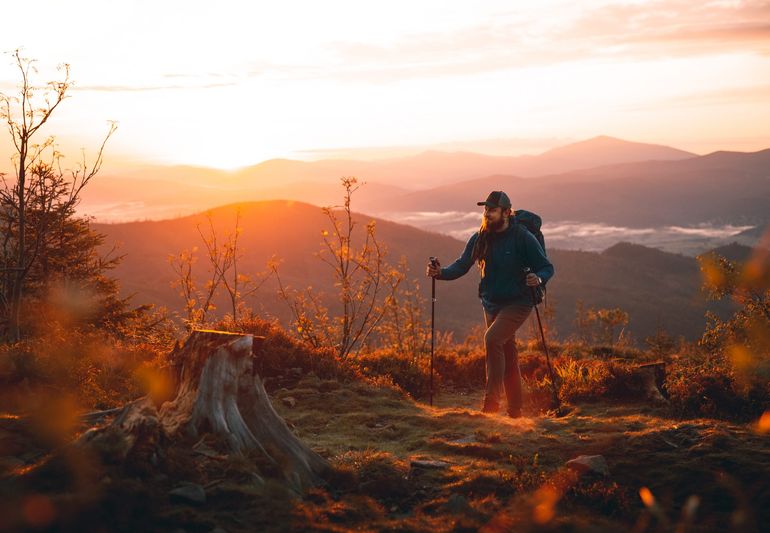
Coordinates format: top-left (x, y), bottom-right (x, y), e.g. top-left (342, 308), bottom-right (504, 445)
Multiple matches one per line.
top-left (429, 257), bottom-right (438, 407)
top-left (524, 267), bottom-right (562, 415)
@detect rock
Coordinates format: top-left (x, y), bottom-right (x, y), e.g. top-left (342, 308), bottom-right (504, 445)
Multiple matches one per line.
top-left (565, 454), bottom-right (610, 477)
top-left (281, 396), bottom-right (297, 408)
top-left (169, 483), bottom-right (207, 505)
top-left (410, 459), bottom-right (452, 469)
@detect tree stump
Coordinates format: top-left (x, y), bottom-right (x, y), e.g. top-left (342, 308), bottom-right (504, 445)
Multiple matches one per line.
top-left (635, 360), bottom-right (668, 405)
top-left (79, 329), bottom-right (330, 493)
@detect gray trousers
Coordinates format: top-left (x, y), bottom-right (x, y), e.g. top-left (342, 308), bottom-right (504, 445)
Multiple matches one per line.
top-left (483, 303), bottom-right (532, 410)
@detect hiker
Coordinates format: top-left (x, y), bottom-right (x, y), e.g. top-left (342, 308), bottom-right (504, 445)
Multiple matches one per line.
top-left (426, 190), bottom-right (554, 418)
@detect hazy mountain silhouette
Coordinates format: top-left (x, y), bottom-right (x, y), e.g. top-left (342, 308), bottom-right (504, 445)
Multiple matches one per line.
top-left (95, 201), bottom-right (735, 344)
top-left (700, 242), bottom-right (756, 263)
top-left (381, 147), bottom-right (770, 228)
top-left (306, 136), bottom-right (694, 189)
top-left (81, 175), bottom-right (407, 222)
top-left (526, 135), bottom-right (695, 174)
top-left (81, 135), bottom-right (698, 221)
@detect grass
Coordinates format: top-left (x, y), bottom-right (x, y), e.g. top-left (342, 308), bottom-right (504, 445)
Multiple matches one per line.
top-left (1, 368), bottom-right (768, 531)
top-left (271, 374), bottom-right (767, 532)
top-left (1, 315), bottom-right (768, 531)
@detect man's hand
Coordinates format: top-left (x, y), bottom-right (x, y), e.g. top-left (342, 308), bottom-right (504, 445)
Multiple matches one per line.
top-left (525, 273), bottom-right (542, 287)
top-left (426, 258), bottom-right (441, 278)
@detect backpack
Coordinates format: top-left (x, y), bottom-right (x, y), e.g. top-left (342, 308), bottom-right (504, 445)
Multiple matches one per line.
top-left (512, 209), bottom-right (549, 306)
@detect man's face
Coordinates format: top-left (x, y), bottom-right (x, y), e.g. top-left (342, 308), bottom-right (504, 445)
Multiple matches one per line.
top-left (483, 205), bottom-right (507, 230)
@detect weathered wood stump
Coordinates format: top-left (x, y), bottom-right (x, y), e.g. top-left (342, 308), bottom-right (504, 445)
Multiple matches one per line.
top-left (635, 360), bottom-right (668, 405)
top-left (79, 329), bottom-right (330, 493)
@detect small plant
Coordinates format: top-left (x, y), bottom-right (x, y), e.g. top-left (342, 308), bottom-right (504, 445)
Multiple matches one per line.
top-left (573, 300), bottom-right (630, 347)
top-left (271, 177), bottom-right (403, 359)
top-left (168, 208), bottom-right (267, 330)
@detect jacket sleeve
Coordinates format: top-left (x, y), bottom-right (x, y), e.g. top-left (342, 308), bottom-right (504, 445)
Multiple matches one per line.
top-left (523, 231), bottom-right (554, 283)
top-left (437, 232), bottom-right (478, 280)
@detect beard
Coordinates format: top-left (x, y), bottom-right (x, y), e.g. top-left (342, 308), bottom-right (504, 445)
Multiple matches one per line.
top-left (485, 216), bottom-right (505, 232)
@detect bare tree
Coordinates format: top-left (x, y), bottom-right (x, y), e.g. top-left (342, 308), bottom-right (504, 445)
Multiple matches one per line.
top-left (217, 209), bottom-right (267, 324)
top-left (0, 48), bottom-right (117, 341)
top-left (168, 208), bottom-right (267, 330)
top-left (273, 177), bottom-right (403, 358)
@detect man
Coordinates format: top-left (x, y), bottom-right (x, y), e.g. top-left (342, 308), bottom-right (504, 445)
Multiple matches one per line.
top-left (426, 191), bottom-right (554, 418)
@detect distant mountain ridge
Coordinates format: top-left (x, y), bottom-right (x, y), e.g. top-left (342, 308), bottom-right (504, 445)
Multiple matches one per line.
top-left (379, 147), bottom-right (770, 229)
top-left (80, 135), bottom-right (702, 222)
top-left (534, 135), bottom-right (695, 169)
top-left (94, 201), bottom-right (737, 344)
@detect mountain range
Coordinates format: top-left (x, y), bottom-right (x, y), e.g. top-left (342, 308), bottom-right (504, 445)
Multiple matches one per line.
top-left (371, 147), bottom-right (770, 228)
top-left (80, 135), bottom-right (701, 221)
top-left (81, 135), bottom-right (769, 260)
top-left (94, 201), bottom-right (740, 345)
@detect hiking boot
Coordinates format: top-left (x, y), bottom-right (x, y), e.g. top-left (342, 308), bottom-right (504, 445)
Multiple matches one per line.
top-left (481, 397), bottom-right (499, 413)
top-left (506, 406), bottom-right (522, 418)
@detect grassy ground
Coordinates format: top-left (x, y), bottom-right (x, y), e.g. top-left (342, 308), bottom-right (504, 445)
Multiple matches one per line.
top-left (267, 374), bottom-right (769, 532)
top-left (1, 371), bottom-right (768, 532)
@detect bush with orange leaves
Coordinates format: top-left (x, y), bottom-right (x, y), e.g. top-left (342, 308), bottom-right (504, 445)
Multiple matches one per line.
top-left (663, 243), bottom-right (770, 420)
top-left (0, 321), bottom-right (174, 448)
top-left (209, 313), bottom-right (366, 386)
top-left (0, 283), bottom-right (176, 414)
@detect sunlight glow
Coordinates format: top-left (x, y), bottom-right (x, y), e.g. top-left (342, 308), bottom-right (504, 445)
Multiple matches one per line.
top-left (0, 1), bottom-right (768, 169)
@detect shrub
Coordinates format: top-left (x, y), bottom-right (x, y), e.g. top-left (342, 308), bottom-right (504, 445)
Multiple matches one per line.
top-left (665, 349), bottom-right (769, 421)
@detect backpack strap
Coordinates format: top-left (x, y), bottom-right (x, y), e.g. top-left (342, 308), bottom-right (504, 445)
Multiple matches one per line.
top-left (513, 220), bottom-right (547, 305)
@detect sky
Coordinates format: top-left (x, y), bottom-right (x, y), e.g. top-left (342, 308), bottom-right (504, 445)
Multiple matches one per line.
top-left (1, 0), bottom-right (769, 170)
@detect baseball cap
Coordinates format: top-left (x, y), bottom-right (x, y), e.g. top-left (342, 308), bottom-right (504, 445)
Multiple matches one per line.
top-left (476, 190), bottom-right (511, 209)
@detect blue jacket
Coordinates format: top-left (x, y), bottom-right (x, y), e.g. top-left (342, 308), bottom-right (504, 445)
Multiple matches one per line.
top-left (437, 222), bottom-right (554, 313)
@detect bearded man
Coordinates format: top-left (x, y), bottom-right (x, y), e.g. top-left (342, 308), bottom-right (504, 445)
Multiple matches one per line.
top-left (426, 191), bottom-right (554, 418)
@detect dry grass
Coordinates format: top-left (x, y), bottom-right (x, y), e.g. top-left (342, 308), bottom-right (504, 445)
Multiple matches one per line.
top-left (265, 374), bottom-right (768, 532)
top-left (1, 369), bottom-right (768, 531)
top-left (1, 316), bottom-right (768, 531)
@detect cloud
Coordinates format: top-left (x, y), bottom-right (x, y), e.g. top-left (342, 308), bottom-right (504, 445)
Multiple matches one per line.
top-left (19, 2), bottom-right (768, 92)
top-left (546, 222), bottom-right (657, 238)
top-left (448, 227), bottom-right (482, 241)
top-left (383, 210), bottom-right (481, 224)
top-left (282, 1), bottom-right (770, 83)
top-left (665, 223), bottom-right (755, 237)
top-left (618, 83), bottom-right (770, 111)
